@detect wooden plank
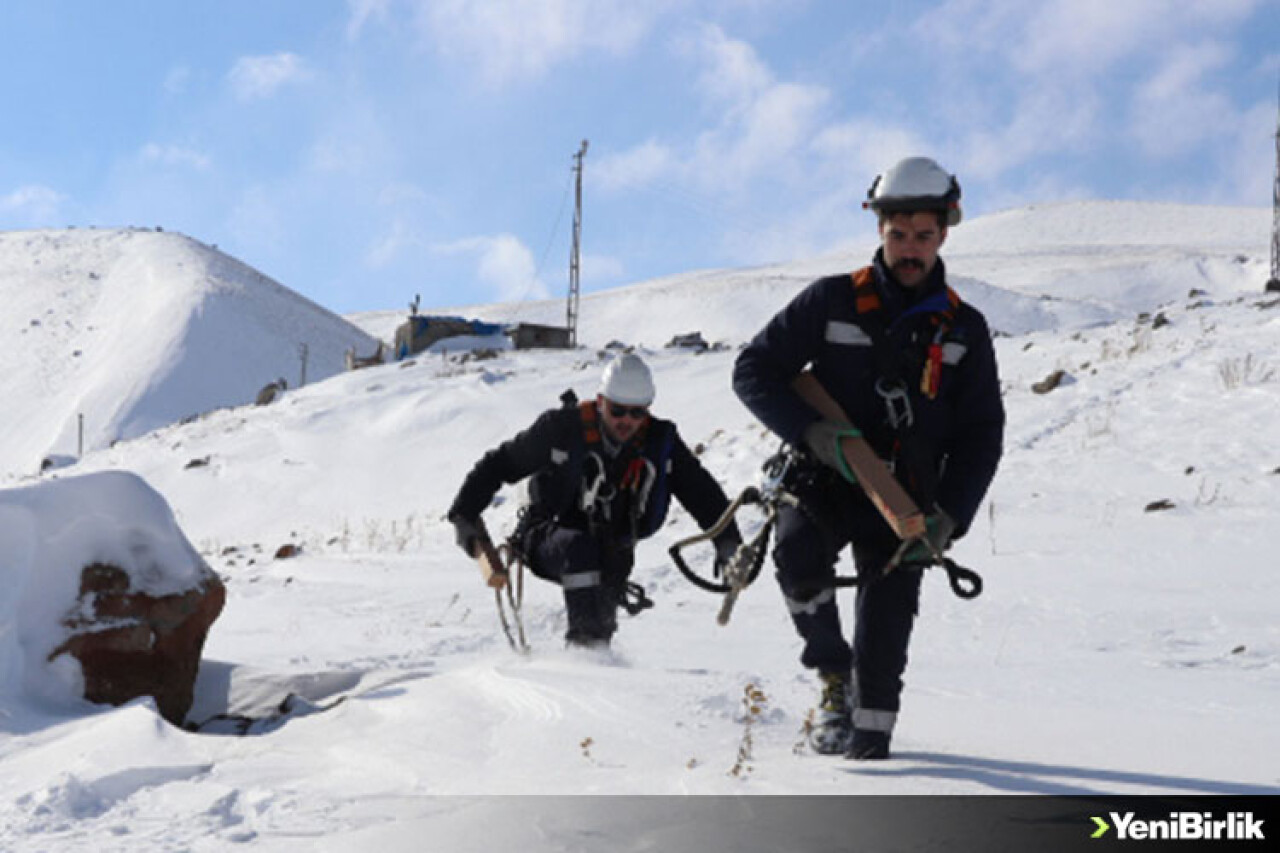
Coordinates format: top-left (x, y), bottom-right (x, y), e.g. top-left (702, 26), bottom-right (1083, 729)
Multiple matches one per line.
top-left (472, 521), bottom-right (509, 589)
top-left (792, 371), bottom-right (927, 541)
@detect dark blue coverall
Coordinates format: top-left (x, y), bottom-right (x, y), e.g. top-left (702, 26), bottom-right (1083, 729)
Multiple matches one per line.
top-left (733, 249), bottom-right (1004, 737)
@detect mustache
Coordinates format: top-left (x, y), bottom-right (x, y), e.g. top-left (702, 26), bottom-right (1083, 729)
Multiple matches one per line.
top-left (893, 258), bottom-right (926, 271)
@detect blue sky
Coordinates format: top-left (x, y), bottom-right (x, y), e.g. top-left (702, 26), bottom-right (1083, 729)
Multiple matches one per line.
top-left (1, 1), bottom-right (1277, 315)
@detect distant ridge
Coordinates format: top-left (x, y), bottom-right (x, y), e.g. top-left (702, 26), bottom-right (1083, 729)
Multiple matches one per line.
top-left (350, 200), bottom-right (1271, 349)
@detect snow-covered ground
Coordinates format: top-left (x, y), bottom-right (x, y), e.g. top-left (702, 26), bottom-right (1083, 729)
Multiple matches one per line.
top-left (1, 202), bottom-right (1278, 851)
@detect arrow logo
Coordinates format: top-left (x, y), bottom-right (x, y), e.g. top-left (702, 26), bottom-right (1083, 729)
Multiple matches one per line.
top-left (1091, 816), bottom-right (1111, 838)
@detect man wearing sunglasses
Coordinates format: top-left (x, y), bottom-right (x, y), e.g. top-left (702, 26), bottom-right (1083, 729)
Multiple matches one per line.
top-left (449, 353), bottom-right (741, 649)
top-left (733, 156), bottom-right (1005, 759)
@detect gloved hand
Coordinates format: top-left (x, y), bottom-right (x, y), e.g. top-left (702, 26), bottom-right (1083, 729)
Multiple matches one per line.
top-left (803, 419), bottom-right (862, 484)
top-left (449, 512), bottom-right (487, 559)
top-left (712, 529), bottom-right (744, 579)
top-left (900, 507), bottom-right (956, 565)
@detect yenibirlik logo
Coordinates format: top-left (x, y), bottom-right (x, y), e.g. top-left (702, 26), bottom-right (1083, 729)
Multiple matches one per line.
top-left (1091, 811), bottom-right (1266, 842)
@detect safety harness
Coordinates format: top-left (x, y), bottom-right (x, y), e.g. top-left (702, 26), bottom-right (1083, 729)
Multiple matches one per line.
top-left (577, 400), bottom-right (659, 537)
top-left (849, 265), bottom-right (961, 505)
top-left (575, 397), bottom-right (657, 615)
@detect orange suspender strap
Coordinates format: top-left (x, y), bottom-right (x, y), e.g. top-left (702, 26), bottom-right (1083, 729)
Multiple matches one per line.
top-left (851, 266), bottom-right (881, 314)
top-left (579, 400), bottom-right (601, 445)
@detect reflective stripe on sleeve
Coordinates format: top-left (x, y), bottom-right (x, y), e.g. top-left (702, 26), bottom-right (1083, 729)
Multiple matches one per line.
top-left (825, 321), bottom-right (873, 346)
top-left (853, 708), bottom-right (897, 733)
top-left (941, 342), bottom-right (968, 365)
top-left (561, 570), bottom-right (602, 590)
top-left (784, 587), bottom-right (835, 616)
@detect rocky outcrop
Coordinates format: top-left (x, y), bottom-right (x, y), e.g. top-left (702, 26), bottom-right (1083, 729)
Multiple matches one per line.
top-left (50, 561), bottom-right (226, 726)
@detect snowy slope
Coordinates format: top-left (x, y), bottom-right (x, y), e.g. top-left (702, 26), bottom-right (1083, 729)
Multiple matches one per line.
top-left (0, 228), bottom-right (378, 479)
top-left (1, 202), bottom-right (1278, 851)
top-left (352, 201), bottom-right (1270, 348)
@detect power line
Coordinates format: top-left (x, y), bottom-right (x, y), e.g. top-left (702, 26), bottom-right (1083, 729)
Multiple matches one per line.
top-left (529, 168), bottom-right (574, 296)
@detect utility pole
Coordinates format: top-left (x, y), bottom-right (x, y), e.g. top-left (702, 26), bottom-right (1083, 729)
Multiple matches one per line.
top-left (1269, 80), bottom-right (1280, 292)
top-left (568, 139), bottom-right (588, 347)
top-left (298, 342), bottom-right (310, 388)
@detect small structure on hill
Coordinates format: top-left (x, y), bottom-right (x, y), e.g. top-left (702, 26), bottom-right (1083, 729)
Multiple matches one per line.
top-left (393, 295), bottom-right (506, 359)
top-left (394, 315), bottom-right (507, 358)
top-left (508, 322), bottom-right (572, 350)
top-left (345, 341), bottom-right (386, 370)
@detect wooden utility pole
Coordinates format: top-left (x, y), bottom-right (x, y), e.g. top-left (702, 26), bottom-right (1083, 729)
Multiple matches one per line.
top-left (568, 140), bottom-right (588, 347)
top-left (1270, 80), bottom-right (1280, 292)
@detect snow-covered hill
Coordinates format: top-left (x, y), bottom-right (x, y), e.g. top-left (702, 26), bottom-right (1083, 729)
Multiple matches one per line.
top-left (0, 228), bottom-right (378, 479)
top-left (1, 202), bottom-right (1278, 851)
top-left (352, 201), bottom-right (1270, 347)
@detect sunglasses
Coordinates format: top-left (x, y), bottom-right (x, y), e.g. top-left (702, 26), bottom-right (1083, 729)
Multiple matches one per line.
top-left (607, 403), bottom-right (650, 420)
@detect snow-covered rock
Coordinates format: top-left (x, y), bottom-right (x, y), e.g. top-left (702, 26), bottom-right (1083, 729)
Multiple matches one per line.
top-left (0, 471), bottom-right (220, 719)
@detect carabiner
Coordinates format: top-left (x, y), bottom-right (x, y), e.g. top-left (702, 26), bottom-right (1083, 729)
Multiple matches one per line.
top-left (875, 378), bottom-right (914, 429)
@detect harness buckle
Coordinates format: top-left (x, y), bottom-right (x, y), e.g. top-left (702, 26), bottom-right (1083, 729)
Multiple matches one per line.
top-left (580, 452), bottom-right (615, 519)
top-left (875, 378), bottom-right (914, 430)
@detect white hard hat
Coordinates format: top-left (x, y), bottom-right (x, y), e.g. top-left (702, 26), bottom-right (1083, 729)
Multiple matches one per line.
top-left (599, 353), bottom-right (655, 406)
top-left (864, 156), bottom-right (962, 226)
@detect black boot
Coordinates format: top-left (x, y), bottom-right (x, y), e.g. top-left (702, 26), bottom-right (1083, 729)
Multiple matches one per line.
top-left (846, 728), bottom-right (891, 760)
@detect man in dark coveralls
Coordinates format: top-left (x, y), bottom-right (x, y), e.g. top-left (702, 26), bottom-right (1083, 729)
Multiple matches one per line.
top-left (450, 353), bottom-right (741, 649)
top-left (733, 156), bottom-right (1005, 758)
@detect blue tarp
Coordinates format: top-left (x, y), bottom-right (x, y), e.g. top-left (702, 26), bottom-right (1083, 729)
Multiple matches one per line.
top-left (395, 315), bottom-right (507, 359)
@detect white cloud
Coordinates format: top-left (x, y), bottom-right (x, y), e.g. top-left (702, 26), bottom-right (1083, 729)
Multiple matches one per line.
top-left (680, 22), bottom-right (771, 107)
top-left (811, 122), bottom-right (931, 180)
top-left (139, 143), bottom-right (212, 171)
top-left (919, 0), bottom-right (1262, 79)
top-left (903, 0), bottom-right (1271, 190)
top-left (228, 53), bottom-right (313, 101)
top-left (0, 185), bottom-right (64, 222)
top-left (594, 140), bottom-right (676, 191)
top-left (1129, 41), bottom-right (1237, 159)
top-left (433, 234), bottom-right (549, 301)
top-left (959, 89), bottom-right (1101, 182)
top-left (366, 219), bottom-right (423, 269)
top-left (694, 80), bottom-right (828, 187)
top-left (679, 27), bottom-right (828, 193)
top-left (410, 0), bottom-right (668, 86)
top-left (1217, 99), bottom-right (1277, 206)
top-left (597, 26), bottom-right (829, 196)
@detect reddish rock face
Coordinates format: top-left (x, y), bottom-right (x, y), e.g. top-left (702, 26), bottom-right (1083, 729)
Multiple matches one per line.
top-left (50, 562), bottom-right (226, 726)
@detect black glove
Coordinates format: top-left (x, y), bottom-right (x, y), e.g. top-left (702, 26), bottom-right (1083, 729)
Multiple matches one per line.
top-left (449, 512), bottom-right (485, 558)
top-left (802, 419), bottom-right (862, 484)
top-left (712, 529), bottom-right (744, 579)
